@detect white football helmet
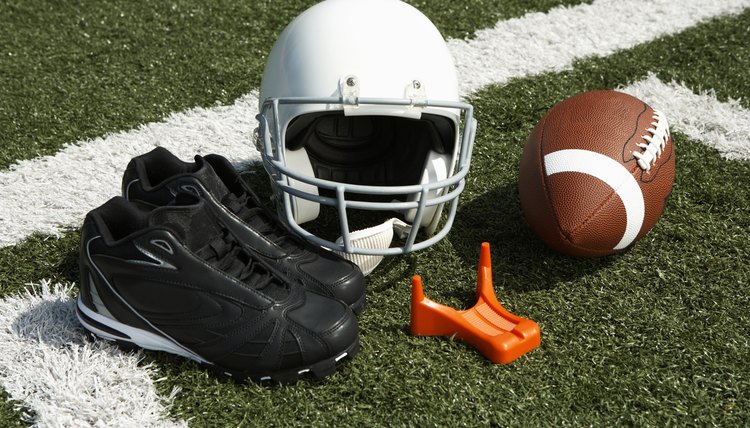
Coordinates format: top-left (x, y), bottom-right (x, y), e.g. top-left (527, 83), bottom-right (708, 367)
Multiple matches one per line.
top-left (255, 0), bottom-right (477, 273)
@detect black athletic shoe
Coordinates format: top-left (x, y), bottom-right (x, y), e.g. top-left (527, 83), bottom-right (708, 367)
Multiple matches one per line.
top-left (76, 195), bottom-right (359, 383)
top-left (121, 147), bottom-right (366, 313)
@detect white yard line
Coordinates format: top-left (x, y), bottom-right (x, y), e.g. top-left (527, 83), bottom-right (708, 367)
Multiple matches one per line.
top-left (620, 74), bottom-right (750, 161)
top-left (450, 0), bottom-right (750, 95)
top-left (0, 281), bottom-right (186, 428)
top-left (0, 93), bottom-right (259, 248)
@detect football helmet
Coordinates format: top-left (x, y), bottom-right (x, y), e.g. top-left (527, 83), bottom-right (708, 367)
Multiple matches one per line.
top-left (255, 0), bottom-right (477, 273)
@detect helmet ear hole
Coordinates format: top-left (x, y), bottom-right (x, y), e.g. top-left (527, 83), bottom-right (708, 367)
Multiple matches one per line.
top-left (403, 150), bottom-right (451, 229)
top-left (283, 147), bottom-right (320, 224)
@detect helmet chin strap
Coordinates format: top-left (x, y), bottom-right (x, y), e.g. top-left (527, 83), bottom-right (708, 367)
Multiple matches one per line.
top-left (335, 218), bottom-right (411, 275)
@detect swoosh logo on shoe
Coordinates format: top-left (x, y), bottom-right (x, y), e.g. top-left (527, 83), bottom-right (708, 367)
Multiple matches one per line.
top-left (126, 242), bottom-right (177, 270)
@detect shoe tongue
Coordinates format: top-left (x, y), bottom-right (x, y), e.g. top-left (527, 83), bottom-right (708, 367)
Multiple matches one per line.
top-left (148, 196), bottom-right (222, 252)
top-left (222, 193), bottom-right (299, 251)
top-left (194, 161), bottom-right (299, 255)
top-left (192, 157), bottom-right (234, 201)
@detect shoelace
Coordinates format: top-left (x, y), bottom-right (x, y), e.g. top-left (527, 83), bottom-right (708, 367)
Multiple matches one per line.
top-left (197, 226), bottom-right (289, 299)
top-left (222, 191), bottom-right (303, 254)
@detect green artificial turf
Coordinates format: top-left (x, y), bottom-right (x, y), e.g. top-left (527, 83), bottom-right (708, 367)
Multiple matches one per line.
top-left (0, 391), bottom-right (30, 428)
top-left (0, 0), bottom-right (748, 426)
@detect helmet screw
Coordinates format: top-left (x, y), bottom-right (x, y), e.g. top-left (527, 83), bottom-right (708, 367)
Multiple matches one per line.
top-left (412, 80), bottom-right (421, 89)
top-left (346, 76), bottom-right (357, 87)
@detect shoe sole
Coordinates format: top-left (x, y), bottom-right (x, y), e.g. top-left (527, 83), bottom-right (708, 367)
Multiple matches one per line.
top-left (75, 295), bottom-right (358, 383)
top-left (350, 293), bottom-right (367, 315)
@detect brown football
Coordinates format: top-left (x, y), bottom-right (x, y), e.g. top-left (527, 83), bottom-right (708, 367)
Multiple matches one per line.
top-left (518, 90), bottom-right (675, 257)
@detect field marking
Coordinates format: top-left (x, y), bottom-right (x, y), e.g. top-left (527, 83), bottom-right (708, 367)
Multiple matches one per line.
top-left (0, 93), bottom-right (259, 248)
top-left (0, 281), bottom-right (186, 427)
top-left (620, 73), bottom-right (750, 161)
top-left (450, 0), bottom-right (750, 95)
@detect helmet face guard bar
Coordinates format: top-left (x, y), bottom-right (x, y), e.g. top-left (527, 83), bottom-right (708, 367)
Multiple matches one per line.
top-left (256, 96), bottom-right (477, 256)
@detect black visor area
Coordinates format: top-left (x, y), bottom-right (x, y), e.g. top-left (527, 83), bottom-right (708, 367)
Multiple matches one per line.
top-left (285, 111), bottom-right (456, 187)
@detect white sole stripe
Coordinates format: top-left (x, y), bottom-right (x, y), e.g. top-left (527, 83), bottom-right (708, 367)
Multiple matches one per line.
top-left (76, 296), bottom-right (209, 365)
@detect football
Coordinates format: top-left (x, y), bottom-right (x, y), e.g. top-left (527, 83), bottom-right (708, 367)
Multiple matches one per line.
top-left (518, 90), bottom-right (675, 257)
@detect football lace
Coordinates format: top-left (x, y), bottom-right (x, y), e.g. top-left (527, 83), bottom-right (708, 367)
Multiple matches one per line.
top-left (632, 109), bottom-right (670, 172)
